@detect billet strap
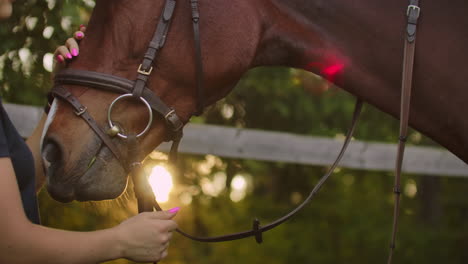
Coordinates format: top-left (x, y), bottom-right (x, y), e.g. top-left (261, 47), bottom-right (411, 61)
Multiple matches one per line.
top-left (190, 0), bottom-right (206, 116)
top-left (50, 85), bottom-right (127, 170)
top-left (387, 1), bottom-right (421, 263)
top-left (146, 99), bottom-right (363, 243)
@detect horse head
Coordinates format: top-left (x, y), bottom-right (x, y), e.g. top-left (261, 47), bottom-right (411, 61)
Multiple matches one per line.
top-left (40, 0), bottom-right (269, 202)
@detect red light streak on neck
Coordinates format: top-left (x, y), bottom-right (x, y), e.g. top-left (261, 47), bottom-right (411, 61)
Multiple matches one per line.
top-left (303, 48), bottom-right (347, 85)
top-left (321, 63), bottom-right (344, 83)
top-left (305, 60), bottom-right (345, 84)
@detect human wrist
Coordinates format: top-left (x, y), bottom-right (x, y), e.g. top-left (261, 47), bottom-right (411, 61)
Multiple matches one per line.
top-left (108, 225), bottom-right (127, 260)
top-left (95, 226), bottom-right (126, 261)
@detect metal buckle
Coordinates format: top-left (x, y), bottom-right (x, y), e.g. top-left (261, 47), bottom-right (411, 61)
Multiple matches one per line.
top-left (74, 106), bottom-right (87, 116)
top-left (137, 64), bottom-right (153, 76)
top-left (164, 109), bottom-right (183, 131)
top-left (164, 109), bottom-right (175, 121)
top-left (107, 94), bottom-right (154, 139)
top-left (407, 5), bottom-right (420, 18)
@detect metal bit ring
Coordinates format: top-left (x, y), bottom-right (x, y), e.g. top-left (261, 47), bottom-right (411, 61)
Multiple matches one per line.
top-left (107, 94), bottom-right (153, 139)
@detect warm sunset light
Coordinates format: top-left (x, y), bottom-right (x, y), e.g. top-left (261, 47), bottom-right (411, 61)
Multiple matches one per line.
top-left (148, 165), bottom-right (174, 203)
top-left (230, 174), bottom-right (248, 202)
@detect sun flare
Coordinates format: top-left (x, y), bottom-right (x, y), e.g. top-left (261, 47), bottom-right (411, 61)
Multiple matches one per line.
top-left (148, 165), bottom-right (173, 203)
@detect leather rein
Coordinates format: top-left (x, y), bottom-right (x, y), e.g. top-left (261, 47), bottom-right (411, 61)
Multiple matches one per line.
top-left (50, 0), bottom-right (420, 262)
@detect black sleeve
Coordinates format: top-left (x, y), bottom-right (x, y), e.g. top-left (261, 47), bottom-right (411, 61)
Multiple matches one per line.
top-left (0, 106), bottom-right (11, 158)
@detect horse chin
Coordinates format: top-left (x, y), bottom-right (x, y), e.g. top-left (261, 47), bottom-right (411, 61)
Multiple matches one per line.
top-left (45, 144), bottom-right (128, 202)
top-left (74, 156), bottom-right (128, 201)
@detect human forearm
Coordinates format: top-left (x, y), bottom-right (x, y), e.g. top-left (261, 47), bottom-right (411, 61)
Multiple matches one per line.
top-left (1, 158), bottom-right (177, 263)
top-left (0, 158), bottom-right (122, 263)
top-left (1, 222), bottom-right (123, 264)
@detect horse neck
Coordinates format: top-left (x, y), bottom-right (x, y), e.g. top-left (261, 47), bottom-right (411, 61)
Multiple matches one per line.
top-left (256, 0), bottom-right (405, 94)
top-left (255, 0), bottom-right (468, 163)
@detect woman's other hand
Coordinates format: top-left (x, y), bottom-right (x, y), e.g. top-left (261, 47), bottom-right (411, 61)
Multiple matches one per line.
top-left (53, 25), bottom-right (86, 72)
top-left (114, 208), bottom-right (180, 262)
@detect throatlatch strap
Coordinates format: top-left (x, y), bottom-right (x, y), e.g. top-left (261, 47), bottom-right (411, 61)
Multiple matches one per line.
top-left (190, 0), bottom-right (206, 116)
top-left (133, 0), bottom-right (177, 99)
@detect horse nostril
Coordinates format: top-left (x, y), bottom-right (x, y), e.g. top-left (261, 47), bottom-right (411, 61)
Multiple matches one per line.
top-left (42, 141), bottom-right (62, 163)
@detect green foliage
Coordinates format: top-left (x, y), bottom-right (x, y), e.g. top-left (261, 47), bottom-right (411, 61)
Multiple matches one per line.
top-left (1, 2), bottom-right (467, 264)
top-left (0, 0), bottom-right (93, 104)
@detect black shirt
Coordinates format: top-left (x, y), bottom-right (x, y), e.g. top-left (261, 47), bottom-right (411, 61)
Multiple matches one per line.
top-left (0, 97), bottom-right (40, 224)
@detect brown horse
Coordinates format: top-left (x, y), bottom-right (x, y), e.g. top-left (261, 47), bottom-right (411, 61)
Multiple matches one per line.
top-left (41, 0), bottom-right (468, 202)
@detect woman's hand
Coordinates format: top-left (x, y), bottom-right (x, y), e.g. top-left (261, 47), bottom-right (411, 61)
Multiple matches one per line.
top-left (53, 25), bottom-right (86, 73)
top-left (114, 208), bottom-right (179, 262)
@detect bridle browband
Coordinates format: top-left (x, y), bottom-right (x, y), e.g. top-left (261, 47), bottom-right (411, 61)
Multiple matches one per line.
top-left (49, 0), bottom-right (420, 263)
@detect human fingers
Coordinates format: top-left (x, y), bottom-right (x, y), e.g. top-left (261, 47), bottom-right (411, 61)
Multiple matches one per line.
top-left (161, 237), bottom-right (172, 257)
top-left (150, 207), bottom-right (180, 220)
top-left (79, 24), bottom-right (87, 32)
top-left (164, 219), bottom-right (178, 232)
top-left (65, 37), bottom-right (79, 57)
top-left (151, 219), bottom-right (178, 235)
top-left (157, 231), bottom-right (174, 245)
top-left (160, 250), bottom-right (168, 260)
top-left (157, 241), bottom-right (170, 261)
top-left (54, 45), bottom-right (72, 63)
top-left (135, 212), bottom-right (177, 233)
top-left (55, 54), bottom-right (65, 65)
top-left (74, 30), bottom-right (85, 41)
top-left (159, 240), bottom-right (170, 254)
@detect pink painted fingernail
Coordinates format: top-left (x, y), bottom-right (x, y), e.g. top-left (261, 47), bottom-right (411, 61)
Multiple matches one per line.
top-left (56, 54), bottom-right (64, 63)
top-left (76, 32), bottom-right (84, 38)
top-left (66, 53), bottom-right (72, 59)
top-left (79, 24), bottom-right (86, 29)
top-left (71, 48), bottom-right (78, 56)
top-left (168, 207), bottom-right (180, 213)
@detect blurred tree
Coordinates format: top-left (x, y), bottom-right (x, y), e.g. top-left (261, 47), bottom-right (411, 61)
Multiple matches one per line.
top-left (0, 0), bottom-right (93, 104)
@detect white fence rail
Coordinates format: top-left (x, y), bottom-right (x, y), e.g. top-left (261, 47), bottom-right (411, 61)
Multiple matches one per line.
top-left (4, 103), bottom-right (468, 177)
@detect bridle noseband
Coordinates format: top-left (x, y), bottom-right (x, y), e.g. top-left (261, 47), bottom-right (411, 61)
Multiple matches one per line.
top-left (49, 0), bottom-right (421, 263)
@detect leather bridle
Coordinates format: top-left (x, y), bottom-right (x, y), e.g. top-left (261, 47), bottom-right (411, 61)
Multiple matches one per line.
top-left (49, 0), bottom-right (420, 263)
